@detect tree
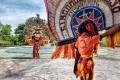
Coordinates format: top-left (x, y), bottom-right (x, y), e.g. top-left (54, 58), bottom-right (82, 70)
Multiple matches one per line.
top-left (2, 24), bottom-right (11, 35)
top-left (0, 24), bottom-right (12, 41)
top-left (15, 24), bottom-right (25, 34)
top-left (0, 21), bottom-right (13, 46)
top-left (14, 24), bottom-right (25, 45)
top-left (0, 21), bottom-right (3, 31)
top-left (0, 21), bottom-right (3, 40)
top-left (10, 35), bottom-right (19, 45)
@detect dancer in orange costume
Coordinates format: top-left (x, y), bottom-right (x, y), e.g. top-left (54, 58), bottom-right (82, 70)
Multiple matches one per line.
top-left (32, 28), bottom-right (42, 59)
top-left (74, 20), bottom-right (120, 80)
top-left (25, 26), bottom-right (48, 59)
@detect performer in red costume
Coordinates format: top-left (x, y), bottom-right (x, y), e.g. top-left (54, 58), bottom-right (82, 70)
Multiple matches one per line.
top-left (74, 20), bottom-right (120, 80)
top-left (25, 26), bottom-right (48, 59)
top-left (32, 29), bottom-right (42, 59)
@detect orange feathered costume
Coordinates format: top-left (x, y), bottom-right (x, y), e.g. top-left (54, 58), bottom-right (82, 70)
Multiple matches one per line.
top-left (74, 21), bottom-right (100, 80)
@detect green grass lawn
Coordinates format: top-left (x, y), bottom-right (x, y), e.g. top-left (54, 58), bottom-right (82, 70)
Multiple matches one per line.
top-left (0, 47), bottom-right (111, 59)
top-left (0, 48), bottom-right (52, 59)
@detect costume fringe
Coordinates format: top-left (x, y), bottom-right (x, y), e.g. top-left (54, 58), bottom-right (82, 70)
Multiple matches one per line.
top-left (106, 31), bottom-right (120, 48)
top-left (33, 42), bottom-right (40, 59)
top-left (51, 43), bottom-right (76, 59)
top-left (25, 39), bottom-right (49, 45)
top-left (94, 44), bottom-right (99, 56)
top-left (76, 58), bottom-right (94, 80)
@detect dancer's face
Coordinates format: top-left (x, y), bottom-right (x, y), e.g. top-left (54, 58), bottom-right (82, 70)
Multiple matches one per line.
top-left (34, 31), bottom-right (40, 41)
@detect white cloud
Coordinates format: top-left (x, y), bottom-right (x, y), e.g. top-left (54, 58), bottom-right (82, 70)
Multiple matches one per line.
top-left (30, 0), bottom-right (41, 6)
top-left (0, 11), bottom-right (47, 31)
top-left (0, 0), bottom-right (47, 33)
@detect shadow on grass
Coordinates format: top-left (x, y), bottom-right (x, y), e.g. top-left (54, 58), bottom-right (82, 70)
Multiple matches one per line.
top-left (0, 57), bottom-right (33, 59)
top-left (0, 57), bottom-right (50, 59)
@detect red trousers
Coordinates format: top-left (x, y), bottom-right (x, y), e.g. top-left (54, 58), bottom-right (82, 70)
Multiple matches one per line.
top-left (33, 42), bottom-right (40, 59)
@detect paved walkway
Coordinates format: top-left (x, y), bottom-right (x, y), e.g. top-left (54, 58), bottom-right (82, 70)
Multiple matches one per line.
top-left (0, 47), bottom-right (120, 80)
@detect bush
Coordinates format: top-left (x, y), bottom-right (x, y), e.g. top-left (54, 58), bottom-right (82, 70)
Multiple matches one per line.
top-left (100, 38), bottom-right (106, 46)
top-left (51, 41), bottom-right (56, 46)
top-left (40, 44), bottom-right (44, 46)
top-left (0, 40), bottom-right (13, 47)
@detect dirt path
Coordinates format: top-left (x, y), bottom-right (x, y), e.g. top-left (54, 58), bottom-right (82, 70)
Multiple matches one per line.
top-left (0, 47), bottom-right (120, 80)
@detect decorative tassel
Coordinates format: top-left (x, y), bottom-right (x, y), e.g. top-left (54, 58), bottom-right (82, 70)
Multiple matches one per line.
top-left (110, 34), bottom-right (115, 48)
top-left (106, 36), bottom-right (111, 47)
top-left (51, 46), bottom-right (63, 59)
top-left (68, 44), bottom-right (71, 59)
top-left (25, 39), bottom-right (49, 45)
top-left (94, 44), bottom-right (99, 56)
top-left (55, 46), bottom-right (64, 58)
top-left (51, 43), bottom-right (76, 59)
top-left (106, 31), bottom-right (120, 48)
top-left (114, 31), bottom-right (120, 44)
top-left (71, 43), bottom-right (76, 58)
top-left (25, 39), bottom-right (33, 44)
top-left (64, 44), bottom-right (68, 58)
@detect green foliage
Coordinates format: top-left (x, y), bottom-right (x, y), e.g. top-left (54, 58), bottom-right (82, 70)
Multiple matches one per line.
top-left (49, 38), bottom-right (54, 43)
top-left (51, 42), bottom-right (56, 46)
top-left (49, 38), bottom-right (56, 46)
top-left (0, 21), bottom-right (25, 46)
top-left (14, 24), bottom-right (25, 45)
top-left (40, 44), bottom-right (44, 46)
top-left (0, 24), bottom-right (12, 41)
top-left (100, 38), bottom-right (106, 46)
top-left (0, 21), bottom-right (3, 31)
top-left (10, 35), bottom-right (19, 45)
top-left (0, 40), bottom-right (12, 46)
top-left (15, 24), bottom-right (25, 34)
top-left (1, 24), bottom-right (11, 35)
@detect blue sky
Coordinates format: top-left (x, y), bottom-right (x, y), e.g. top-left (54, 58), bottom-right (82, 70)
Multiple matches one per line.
top-left (0, 0), bottom-right (47, 32)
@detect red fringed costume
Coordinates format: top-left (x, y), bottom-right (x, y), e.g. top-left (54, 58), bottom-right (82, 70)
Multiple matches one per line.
top-left (33, 41), bottom-right (40, 59)
top-left (74, 21), bottom-right (100, 80)
top-left (25, 39), bottom-right (49, 59)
